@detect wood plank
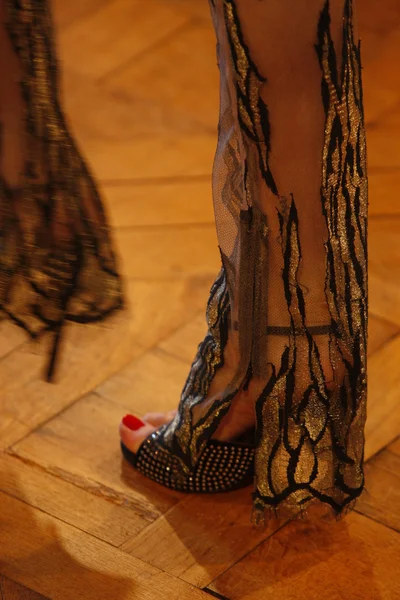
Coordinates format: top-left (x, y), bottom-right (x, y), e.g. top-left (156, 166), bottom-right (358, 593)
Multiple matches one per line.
top-left (55, 9), bottom-right (217, 179)
top-left (106, 20), bottom-right (219, 130)
top-left (368, 314), bottom-right (399, 355)
top-left (81, 134), bottom-right (215, 182)
top-left (54, 0), bottom-right (212, 34)
top-left (367, 125), bottom-right (400, 169)
top-left (121, 488), bottom-right (287, 588)
top-left (369, 171), bottom-right (400, 216)
top-left (60, 67), bottom-right (209, 145)
top-left (159, 313), bottom-right (208, 364)
top-left (167, 0), bottom-right (212, 20)
top-left (0, 451), bottom-right (148, 546)
top-left (388, 436), bottom-right (400, 457)
top-left (0, 277), bottom-right (211, 452)
top-left (356, 449), bottom-right (400, 532)
top-left (363, 36), bottom-right (400, 126)
top-left (11, 390), bottom-right (182, 521)
top-left (366, 335), bottom-right (400, 460)
top-left (97, 346), bottom-right (190, 413)
top-left (370, 218), bottom-right (400, 327)
top-left (104, 181), bottom-right (214, 229)
top-left (359, 0), bottom-right (400, 34)
top-left (370, 270), bottom-right (400, 329)
top-left (380, 107), bottom-right (400, 127)
top-left (126, 277), bottom-right (212, 352)
top-left (0, 311), bottom-right (134, 450)
top-left (359, 29), bottom-right (386, 85)
top-left (209, 511), bottom-right (400, 600)
top-left (0, 321), bottom-right (26, 360)
top-left (0, 576), bottom-right (48, 600)
top-left (0, 491), bottom-right (208, 600)
top-left (360, 6), bottom-right (400, 126)
top-left (116, 224), bottom-right (219, 280)
top-left (57, 0), bottom-right (191, 81)
top-left (60, 68), bottom-right (171, 141)
top-left (53, 0), bottom-right (111, 31)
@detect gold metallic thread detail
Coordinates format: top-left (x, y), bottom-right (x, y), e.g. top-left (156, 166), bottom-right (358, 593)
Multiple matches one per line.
top-left (159, 269), bottom-right (231, 473)
top-left (253, 0), bottom-right (367, 520)
top-left (223, 0), bottom-right (277, 194)
top-left (1, 0), bottom-right (122, 348)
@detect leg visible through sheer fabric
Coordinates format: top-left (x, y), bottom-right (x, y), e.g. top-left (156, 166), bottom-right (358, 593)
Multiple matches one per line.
top-left (119, 0), bottom-right (368, 527)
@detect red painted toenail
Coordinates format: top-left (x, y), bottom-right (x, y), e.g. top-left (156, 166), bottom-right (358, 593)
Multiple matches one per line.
top-left (122, 414), bottom-right (146, 431)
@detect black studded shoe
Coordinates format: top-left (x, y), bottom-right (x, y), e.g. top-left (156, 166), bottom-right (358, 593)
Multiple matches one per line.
top-left (120, 423), bottom-right (255, 493)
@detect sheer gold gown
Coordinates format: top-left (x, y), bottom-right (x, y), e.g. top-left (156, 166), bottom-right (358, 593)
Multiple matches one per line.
top-left (0, 0), bottom-right (368, 526)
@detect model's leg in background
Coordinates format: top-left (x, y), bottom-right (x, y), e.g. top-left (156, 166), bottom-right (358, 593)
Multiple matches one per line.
top-left (0, 0), bottom-right (123, 379)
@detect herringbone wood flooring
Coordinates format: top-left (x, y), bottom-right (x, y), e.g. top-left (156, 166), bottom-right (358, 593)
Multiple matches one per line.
top-left (0, 1), bottom-right (399, 598)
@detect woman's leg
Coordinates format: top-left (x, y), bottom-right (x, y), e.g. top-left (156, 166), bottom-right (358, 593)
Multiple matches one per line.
top-left (121, 0), bottom-right (367, 523)
top-left (0, 0), bottom-right (123, 378)
top-left (0, 1), bottom-right (24, 187)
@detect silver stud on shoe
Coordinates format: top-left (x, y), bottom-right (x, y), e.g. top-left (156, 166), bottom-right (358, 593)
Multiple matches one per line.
top-left (130, 429), bottom-right (255, 493)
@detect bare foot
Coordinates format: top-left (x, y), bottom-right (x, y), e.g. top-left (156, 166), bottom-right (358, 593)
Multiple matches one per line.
top-left (119, 384), bottom-right (257, 455)
top-left (119, 313), bottom-right (339, 456)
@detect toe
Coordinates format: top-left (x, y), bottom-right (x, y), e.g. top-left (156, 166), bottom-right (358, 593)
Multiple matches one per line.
top-left (119, 419), bottom-right (157, 454)
top-left (142, 409), bottom-right (177, 427)
top-left (141, 411), bottom-right (168, 427)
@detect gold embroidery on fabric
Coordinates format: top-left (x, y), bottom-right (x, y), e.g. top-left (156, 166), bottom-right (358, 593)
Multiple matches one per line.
top-left (252, 0), bottom-right (367, 520)
top-left (1, 0), bottom-right (123, 373)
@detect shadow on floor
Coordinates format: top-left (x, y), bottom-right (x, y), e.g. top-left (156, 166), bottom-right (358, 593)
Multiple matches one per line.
top-left (0, 464), bottom-right (135, 600)
top-left (120, 458), bottom-right (382, 599)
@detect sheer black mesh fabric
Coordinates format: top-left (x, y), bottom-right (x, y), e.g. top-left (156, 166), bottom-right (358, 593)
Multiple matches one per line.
top-left (0, 0), bottom-right (123, 379)
top-left (160, 0), bottom-right (368, 526)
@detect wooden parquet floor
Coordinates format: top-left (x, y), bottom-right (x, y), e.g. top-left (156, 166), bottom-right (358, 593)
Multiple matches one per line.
top-left (0, 1), bottom-right (399, 598)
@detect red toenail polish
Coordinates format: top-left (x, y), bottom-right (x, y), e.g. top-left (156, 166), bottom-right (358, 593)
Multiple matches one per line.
top-left (122, 414), bottom-right (146, 431)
